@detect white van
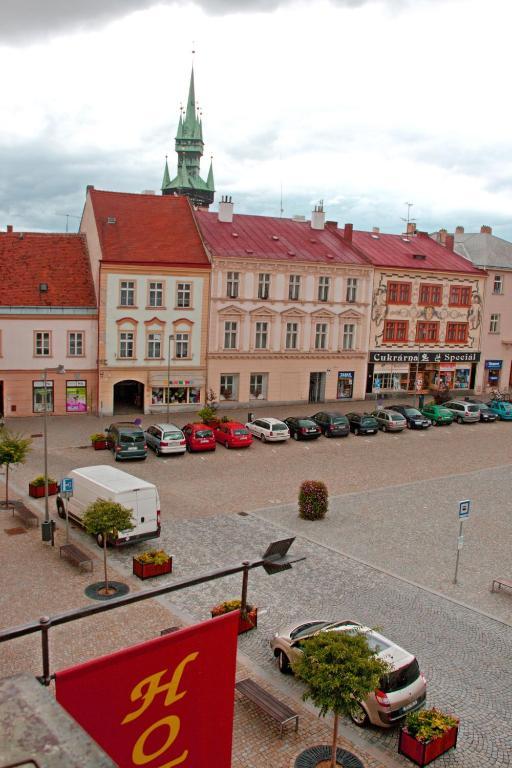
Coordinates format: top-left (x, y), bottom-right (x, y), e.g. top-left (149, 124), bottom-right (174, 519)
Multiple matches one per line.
top-left (56, 465), bottom-right (161, 547)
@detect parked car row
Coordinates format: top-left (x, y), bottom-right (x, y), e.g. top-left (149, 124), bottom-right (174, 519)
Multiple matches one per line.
top-left (104, 397), bottom-right (509, 461)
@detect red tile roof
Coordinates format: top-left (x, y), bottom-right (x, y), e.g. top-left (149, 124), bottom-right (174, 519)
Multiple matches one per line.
top-left (345, 229), bottom-right (485, 275)
top-left (0, 232), bottom-right (96, 307)
top-left (88, 190), bottom-right (210, 268)
top-left (195, 210), bottom-right (368, 265)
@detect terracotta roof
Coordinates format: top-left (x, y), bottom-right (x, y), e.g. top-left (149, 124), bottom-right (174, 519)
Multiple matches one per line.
top-left (0, 231), bottom-right (96, 307)
top-left (194, 210), bottom-right (368, 265)
top-left (345, 229), bottom-right (485, 275)
top-left (88, 190), bottom-right (210, 267)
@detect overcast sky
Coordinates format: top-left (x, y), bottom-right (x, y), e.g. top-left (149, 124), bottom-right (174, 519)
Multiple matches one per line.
top-left (2, 0), bottom-right (512, 238)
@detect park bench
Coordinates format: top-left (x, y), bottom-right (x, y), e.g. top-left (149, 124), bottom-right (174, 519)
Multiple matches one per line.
top-left (235, 678), bottom-right (299, 738)
top-left (59, 543), bottom-right (93, 573)
top-left (491, 578), bottom-right (512, 595)
top-left (11, 502), bottom-right (38, 528)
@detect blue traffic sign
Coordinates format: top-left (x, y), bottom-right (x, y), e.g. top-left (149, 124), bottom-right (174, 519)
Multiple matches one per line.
top-left (458, 499), bottom-right (471, 519)
top-left (61, 477), bottom-right (74, 494)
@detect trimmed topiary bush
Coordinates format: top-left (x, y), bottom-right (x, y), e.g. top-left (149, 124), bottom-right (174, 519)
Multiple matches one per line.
top-left (299, 480), bottom-right (328, 520)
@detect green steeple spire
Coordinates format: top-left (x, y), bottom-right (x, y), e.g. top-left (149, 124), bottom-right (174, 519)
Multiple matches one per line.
top-left (161, 156), bottom-right (171, 191)
top-left (207, 157), bottom-right (214, 192)
top-left (162, 66), bottom-right (214, 207)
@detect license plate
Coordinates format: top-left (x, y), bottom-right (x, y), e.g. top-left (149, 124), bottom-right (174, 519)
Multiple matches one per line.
top-left (401, 699), bottom-right (418, 713)
top-left (128, 446), bottom-right (137, 451)
top-left (239, 436), bottom-right (247, 440)
top-left (367, 430), bottom-right (375, 434)
top-left (200, 439), bottom-right (209, 443)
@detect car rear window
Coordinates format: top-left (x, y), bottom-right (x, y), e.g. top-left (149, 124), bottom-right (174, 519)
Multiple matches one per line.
top-left (164, 431), bottom-right (183, 440)
top-left (390, 413), bottom-right (404, 421)
top-left (272, 423), bottom-right (288, 431)
top-left (121, 430), bottom-right (145, 443)
top-left (380, 658), bottom-right (420, 693)
top-left (332, 417), bottom-right (348, 425)
top-left (361, 417), bottom-right (376, 425)
top-left (298, 419), bottom-right (315, 427)
top-left (467, 406), bottom-right (479, 413)
top-left (234, 428), bottom-right (250, 436)
top-left (196, 429), bottom-right (213, 438)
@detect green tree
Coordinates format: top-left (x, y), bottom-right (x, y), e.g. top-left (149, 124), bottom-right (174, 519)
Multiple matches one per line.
top-left (83, 499), bottom-right (134, 595)
top-left (293, 631), bottom-right (390, 768)
top-left (0, 430), bottom-right (32, 507)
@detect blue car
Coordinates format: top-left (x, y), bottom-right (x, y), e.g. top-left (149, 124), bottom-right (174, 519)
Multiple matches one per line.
top-left (486, 401), bottom-right (512, 420)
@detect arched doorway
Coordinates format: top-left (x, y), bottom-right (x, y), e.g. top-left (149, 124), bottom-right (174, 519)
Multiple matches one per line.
top-left (113, 380), bottom-right (144, 415)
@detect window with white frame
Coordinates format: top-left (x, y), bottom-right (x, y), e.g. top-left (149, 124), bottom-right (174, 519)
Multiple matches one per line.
top-left (120, 281), bottom-right (135, 306)
top-left (250, 373), bottom-right (268, 400)
top-left (68, 332), bottom-right (84, 356)
top-left (226, 272), bottom-right (239, 298)
top-left (286, 322), bottom-right (298, 349)
top-left (220, 373), bottom-right (239, 400)
top-left (346, 278), bottom-right (358, 302)
top-left (147, 332), bottom-right (161, 358)
top-left (176, 282), bottom-right (191, 308)
top-left (119, 331), bottom-right (134, 358)
top-left (343, 323), bottom-right (355, 350)
top-left (255, 321), bottom-right (268, 349)
top-left (493, 275), bottom-right (504, 294)
top-left (224, 321), bottom-right (238, 349)
top-left (489, 314), bottom-right (500, 333)
top-left (258, 273), bottom-right (270, 300)
top-left (314, 323), bottom-right (328, 350)
top-left (289, 274), bottom-right (301, 301)
top-left (148, 282), bottom-right (163, 307)
top-left (175, 332), bottom-right (190, 359)
top-left (35, 331), bottom-right (51, 356)
top-left (318, 276), bottom-right (330, 302)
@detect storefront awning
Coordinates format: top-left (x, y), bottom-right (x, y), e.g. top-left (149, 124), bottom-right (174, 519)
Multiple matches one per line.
top-left (149, 373), bottom-right (205, 388)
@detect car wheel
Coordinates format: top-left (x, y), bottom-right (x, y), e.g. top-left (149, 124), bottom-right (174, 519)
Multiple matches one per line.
top-left (457, 416), bottom-right (463, 424)
top-left (350, 703), bottom-right (370, 728)
top-left (407, 421), bottom-right (411, 429)
top-left (56, 498), bottom-right (66, 519)
top-left (225, 441), bottom-right (230, 448)
top-left (261, 434), bottom-right (266, 442)
top-left (354, 427), bottom-right (360, 435)
top-left (155, 446), bottom-right (160, 456)
top-left (292, 432), bottom-right (299, 440)
top-left (277, 651), bottom-right (291, 674)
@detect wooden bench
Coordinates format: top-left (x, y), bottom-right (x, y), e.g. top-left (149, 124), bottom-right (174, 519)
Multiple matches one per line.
top-left (12, 503), bottom-right (38, 528)
top-left (59, 543), bottom-right (93, 572)
top-left (235, 678), bottom-right (299, 738)
top-left (491, 578), bottom-right (512, 594)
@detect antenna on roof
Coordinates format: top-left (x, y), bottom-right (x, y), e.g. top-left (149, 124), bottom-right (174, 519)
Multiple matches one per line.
top-left (401, 202), bottom-right (416, 233)
top-left (280, 183), bottom-right (284, 218)
top-left (55, 212), bottom-right (80, 233)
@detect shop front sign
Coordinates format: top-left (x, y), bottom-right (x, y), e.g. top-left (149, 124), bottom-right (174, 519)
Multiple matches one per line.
top-left (370, 351), bottom-right (481, 364)
top-left (484, 360), bottom-right (502, 370)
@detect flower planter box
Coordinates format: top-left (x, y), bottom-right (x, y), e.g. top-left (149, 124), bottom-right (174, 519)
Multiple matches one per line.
top-left (211, 607), bottom-right (258, 635)
top-left (92, 440), bottom-right (108, 451)
top-left (29, 483), bottom-right (58, 498)
top-left (133, 557), bottom-right (172, 580)
top-left (398, 726), bottom-right (458, 766)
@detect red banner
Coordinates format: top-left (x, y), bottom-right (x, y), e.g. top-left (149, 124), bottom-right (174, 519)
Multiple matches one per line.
top-left (55, 612), bottom-right (239, 768)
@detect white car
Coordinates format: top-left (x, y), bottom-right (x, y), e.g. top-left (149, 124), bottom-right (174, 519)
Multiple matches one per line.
top-left (245, 417), bottom-right (290, 442)
top-left (144, 423), bottom-right (186, 455)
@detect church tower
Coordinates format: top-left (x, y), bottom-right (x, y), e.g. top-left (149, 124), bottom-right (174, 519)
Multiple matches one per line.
top-left (161, 67), bottom-right (215, 207)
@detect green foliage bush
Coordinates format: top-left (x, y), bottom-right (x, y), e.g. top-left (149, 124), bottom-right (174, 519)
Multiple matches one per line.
top-left (405, 708), bottom-right (458, 743)
top-left (30, 475), bottom-right (57, 487)
top-left (299, 480), bottom-right (328, 520)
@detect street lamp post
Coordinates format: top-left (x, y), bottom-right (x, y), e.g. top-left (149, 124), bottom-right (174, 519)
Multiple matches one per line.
top-left (41, 365), bottom-right (65, 543)
top-left (166, 335), bottom-right (174, 424)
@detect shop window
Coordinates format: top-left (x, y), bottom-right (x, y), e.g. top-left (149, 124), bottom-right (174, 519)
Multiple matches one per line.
top-left (151, 387), bottom-right (200, 406)
top-left (387, 281), bottom-right (412, 305)
top-left (119, 281), bottom-right (135, 307)
top-left (255, 321), bottom-right (268, 349)
top-left (373, 372), bottom-right (408, 391)
top-left (226, 272), bottom-right (239, 299)
top-left (416, 321), bottom-right (439, 343)
top-left (258, 273), bottom-right (270, 300)
top-left (220, 374), bottom-right (239, 401)
top-left (285, 322), bottom-right (298, 349)
top-left (223, 321), bottom-right (237, 349)
top-left (250, 373), bottom-right (268, 400)
top-left (337, 371), bottom-right (354, 399)
top-left (346, 278), bottom-right (358, 302)
top-left (318, 276), bottom-right (330, 302)
top-left (449, 285), bottom-right (471, 307)
top-left (314, 323), bottom-right (328, 350)
top-left (34, 331), bottom-right (51, 357)
top-left (176, 283), bottom-right (191, 308)
top-left (66, 380), bottom-right (87, 412)
top-left (342, 324), bottom-right (355, 350)
top-left (383, 320), bottom-right (408, 343)
top-left (493, 275), bottom-right (503, 294)
top-left (33, 380), bottom-right (53, 413)
top-left (489, 314), bottom-right (500, 333)
top-left (445, 322), bottom-right (468, 343)
top-left (148, 282), bottom-right (163, 308)
top-left (419, 283), bottom-right (442, 306)
top-left (289, 275), bottom-right (301, 300)
top-left (454, 369), bottom-right (470, 389)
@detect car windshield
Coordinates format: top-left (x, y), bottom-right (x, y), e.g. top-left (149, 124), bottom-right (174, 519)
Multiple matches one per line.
top-left (380, 658), bottom-right (420, 693)
top-left (298, 419), bottom-right (316, 427)
top-left (234, 428), bottom-right (250, 435)
top-left (404, 408), bottom-right (421, 416)
top-left (361, 417), bottom-right (376, 425)
top-left (121, 431), bottom-right (144, 443)
top-left (196, 429), bottom-right (212, 438)
top-left (290, 621), bottom-right (332, 640)
top-left (164, 431), bottom-right (183, 440)
top-left (272, 423), bottom-right (288, 431)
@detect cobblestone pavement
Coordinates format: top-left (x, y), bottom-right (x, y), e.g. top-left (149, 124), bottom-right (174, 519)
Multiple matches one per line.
top-left (97, 513), bottom-right (512, 768)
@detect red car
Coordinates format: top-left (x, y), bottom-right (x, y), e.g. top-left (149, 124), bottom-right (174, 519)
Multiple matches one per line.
top-left (182, 423), bottom-right (216, 452)
top-left (214, 421), bottom-right (253, 449)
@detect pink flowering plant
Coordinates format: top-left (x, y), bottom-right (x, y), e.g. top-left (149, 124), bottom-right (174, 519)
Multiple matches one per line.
top-left (299, 480), bottom-right (328, 520)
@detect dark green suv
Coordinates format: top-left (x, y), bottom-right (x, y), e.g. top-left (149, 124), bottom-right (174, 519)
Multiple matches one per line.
top-left (105, 422), bottom-right (148, 461)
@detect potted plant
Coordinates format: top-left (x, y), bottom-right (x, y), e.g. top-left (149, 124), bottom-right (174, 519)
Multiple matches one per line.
top-left (29, 475), bottom-right (58, 498)
top-left (211, 599), bottom-right (258, 634)
top-left (90, 432), bottom-right (108, 450)
top-left (299, 480), bottom-right (329, 520)
top-left (133, 549), bottom-right (172, 580)
top-left (197, 404), bottom-right (219, 427)
top-left (398, 708), bottom-right (459, 766)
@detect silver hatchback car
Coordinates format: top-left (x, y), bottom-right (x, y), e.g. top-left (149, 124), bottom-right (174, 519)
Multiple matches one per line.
top-left (270, 619), bottom-right (426, 728)
top-left (443, 400), bottom-right (480, 424)
top-left (144, 423), bottom-right (186, 455)
top-left (371, 409), bottom-right (407, 432)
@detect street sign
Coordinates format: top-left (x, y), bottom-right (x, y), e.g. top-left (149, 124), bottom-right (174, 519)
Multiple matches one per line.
top-left (458, 499), bottom-right (470, 519)
top-left (61, 477), bottom-right (74, 495)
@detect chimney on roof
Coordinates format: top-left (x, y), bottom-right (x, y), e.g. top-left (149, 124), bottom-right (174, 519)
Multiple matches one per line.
top-left (325, 220), bottom-right (338, 230)
top-left (311, 201), bottom-right (325, 231)
top-left (455, 225), bottom-right (464, 234)
top-left (344, 223), bottom-right (353, 243)
top-left (218, 195), bottom-right (234, 224)
top-left (438, 228), bottom-right (447, 245)
top-left (406, 222), bottom-right (417, 236)
top-left (481, 225), bottom-right (492, 235)
top-left (6, 225), bottom-right (13, 233)
top-left (445, 234), bottom-right (454, 251)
